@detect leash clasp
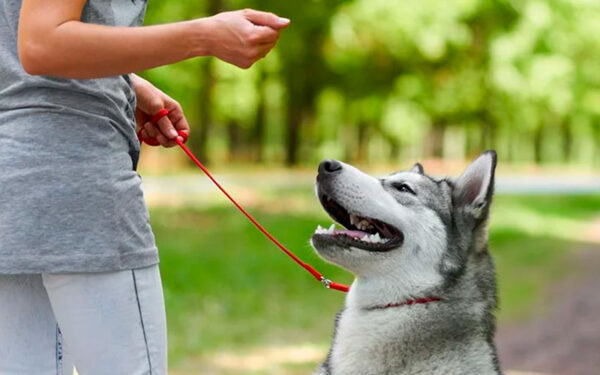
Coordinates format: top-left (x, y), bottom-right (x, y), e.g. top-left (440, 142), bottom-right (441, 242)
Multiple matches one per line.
top-left (320, 276), bottom-right (332, 289)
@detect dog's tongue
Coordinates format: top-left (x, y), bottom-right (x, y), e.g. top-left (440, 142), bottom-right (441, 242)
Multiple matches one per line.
top-left (333, 229), bottom-right (368, 238)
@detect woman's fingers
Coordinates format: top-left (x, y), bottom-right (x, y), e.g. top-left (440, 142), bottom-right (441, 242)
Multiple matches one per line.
top-left (164, 100), bottom-right (190, 142)
top-left (144, 121), bottom-right (159, 139)
top-left (143, 119), bottom-right (180, 148)
top-left (243, 9), bottom-right (290, 30)
top-left (250, 25), bottom-right (280, 44)
top-left (146, 125), bottom-right (176, 148)
top-left (139, 128), bottom-right (151, 141)
top-left (147, 97), bottom-right (178, 141)
top-left (159, 136), bottom-right (178, 148)
top-left (155, 134), bottom-right (175, 148)
top-left (156, 115), bottom-right (178, 139)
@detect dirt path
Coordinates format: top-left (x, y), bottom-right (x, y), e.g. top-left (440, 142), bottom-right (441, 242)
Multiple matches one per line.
top-left (496, 240), bottom-right (600, 375)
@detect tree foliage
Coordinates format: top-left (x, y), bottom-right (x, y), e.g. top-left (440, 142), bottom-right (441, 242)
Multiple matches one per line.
top-left (142, 0), bottom-right (600, 166)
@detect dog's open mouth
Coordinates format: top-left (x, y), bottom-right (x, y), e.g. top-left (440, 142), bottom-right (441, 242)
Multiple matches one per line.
top-left (312, 193), bottom-right (404, 252)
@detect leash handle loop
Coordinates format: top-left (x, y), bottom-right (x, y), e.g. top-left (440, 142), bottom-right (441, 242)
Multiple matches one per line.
top-left (151, 108), bottom-right (169, 124)
top-left (140, 109), bottom-right (350, 293)
top-left (137, 109), bottom-right (188, 146)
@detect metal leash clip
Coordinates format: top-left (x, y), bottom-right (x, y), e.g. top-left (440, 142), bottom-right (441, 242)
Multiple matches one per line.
top-left (320, 277), bottom-right (332, 289)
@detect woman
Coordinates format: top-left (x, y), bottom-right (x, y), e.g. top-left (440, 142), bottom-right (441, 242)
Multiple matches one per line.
top-left (0, 1), bottom-right (289, 374)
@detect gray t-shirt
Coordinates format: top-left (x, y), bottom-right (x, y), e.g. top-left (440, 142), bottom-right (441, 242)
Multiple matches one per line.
top-left (0, 0), bottom-right (158, 273)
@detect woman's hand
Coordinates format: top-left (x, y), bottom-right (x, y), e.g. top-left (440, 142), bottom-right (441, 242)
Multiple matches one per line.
top-left (132, 74), bottom-right (190, 148)
top-left (201, 9), bottom-right (290, 69)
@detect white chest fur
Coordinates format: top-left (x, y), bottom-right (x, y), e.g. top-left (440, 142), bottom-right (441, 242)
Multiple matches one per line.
top-left (328, 306), bottom-right (498, 375)
top-left (330, 307), bottom-right (408, 375)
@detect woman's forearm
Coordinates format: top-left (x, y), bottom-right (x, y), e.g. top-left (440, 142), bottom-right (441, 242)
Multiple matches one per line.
top-left (19, 20), bottom-right (209, 79)
top-left (18, 0), bottom-right (289, 79)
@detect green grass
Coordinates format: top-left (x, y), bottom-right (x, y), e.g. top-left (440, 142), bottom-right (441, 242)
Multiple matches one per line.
top-left (152, 206), bottom-right (350, 366)
top-left (150, 193), bottom-right (600, 370)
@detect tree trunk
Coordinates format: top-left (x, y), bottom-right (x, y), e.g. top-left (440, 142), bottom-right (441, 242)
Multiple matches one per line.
top-left (252, 69), bottom-right (267, 163)
top-left (191, 0), bottom-right (224, 165)
top-left (430, 121), bottom-right (446, 158)
top-left (193, 59), bottom-right (213, 165)
top-left (356, 121), bottom-right (369, 163)
top-left (593, 119), bottom-right (600, 165)
top-left (480, 117), bottom-right (495, 152)
top-left (284, 33), bottom-right (320, 166)
top-left (533, 125), bottom-right (544, 164)
top-left (227, 119), bottom-right (241, 162)
top-left (561, 120), bottom-right (572, 162)
top-left (285, 101), bottom-right (302, 166)
top-left (208, 0), bottom-right (224, 14)
top-left (285, 67), bottom-right (312, 166)
top-left (389, 138), bottom-right (400, 161)
top-left (506, 130), bottom-right (514, 163)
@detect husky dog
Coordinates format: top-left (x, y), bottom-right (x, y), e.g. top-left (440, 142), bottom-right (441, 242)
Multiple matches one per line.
top-left (311, 151), bottom-right (501, 375)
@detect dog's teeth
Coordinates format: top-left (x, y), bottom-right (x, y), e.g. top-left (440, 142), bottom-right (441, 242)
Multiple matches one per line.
top-left (357, 233), bottom-right (391, 244)
top-left (358, 220), bottom-right (369, 230)
top-left (315, 224), bottom-right (340, 235)
top-left (373, 233), bottom-right (382, 242)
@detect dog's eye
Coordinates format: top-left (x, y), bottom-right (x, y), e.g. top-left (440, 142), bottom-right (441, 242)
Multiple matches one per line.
top-left (392, 182), bottom-right (416, 195)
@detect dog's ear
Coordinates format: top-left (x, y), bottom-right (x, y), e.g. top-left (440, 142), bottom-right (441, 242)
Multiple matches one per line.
top-left (410, 163), bottom-right (424, 174)
top-left (453, 151), bottom-right (497, 219)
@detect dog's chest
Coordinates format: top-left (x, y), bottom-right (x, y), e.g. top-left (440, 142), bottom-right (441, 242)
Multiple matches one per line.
top-left (329, 308), bottom-right (415, 375)
top-left (327, 307), bottom-right (499, 375)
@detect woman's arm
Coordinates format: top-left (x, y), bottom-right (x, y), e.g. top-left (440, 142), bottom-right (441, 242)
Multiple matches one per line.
top-left (18, 0), bottom-right (289, 78)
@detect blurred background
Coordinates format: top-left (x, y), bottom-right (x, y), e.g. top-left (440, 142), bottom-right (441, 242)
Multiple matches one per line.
top-left (137, 0), bottom-right (600, 374)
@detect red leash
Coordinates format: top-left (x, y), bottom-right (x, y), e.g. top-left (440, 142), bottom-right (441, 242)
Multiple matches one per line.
top-left (138, 109), bottom-right (350, 293)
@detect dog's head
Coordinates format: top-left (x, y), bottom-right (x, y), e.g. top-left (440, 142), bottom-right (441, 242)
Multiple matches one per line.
top-left (311, 151), bottom-right (497, 301)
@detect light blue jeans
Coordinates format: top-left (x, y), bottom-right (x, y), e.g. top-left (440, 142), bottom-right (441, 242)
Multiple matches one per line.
top-left (0, 265), bottom-right (167, 375)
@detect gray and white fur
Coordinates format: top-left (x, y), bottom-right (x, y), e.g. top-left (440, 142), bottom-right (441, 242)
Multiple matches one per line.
top-left (310, 151), bottom-right (501, 375)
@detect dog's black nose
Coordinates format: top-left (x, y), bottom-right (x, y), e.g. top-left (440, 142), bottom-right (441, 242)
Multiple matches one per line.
top-left (319, 159), bottom-right (342, 175)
